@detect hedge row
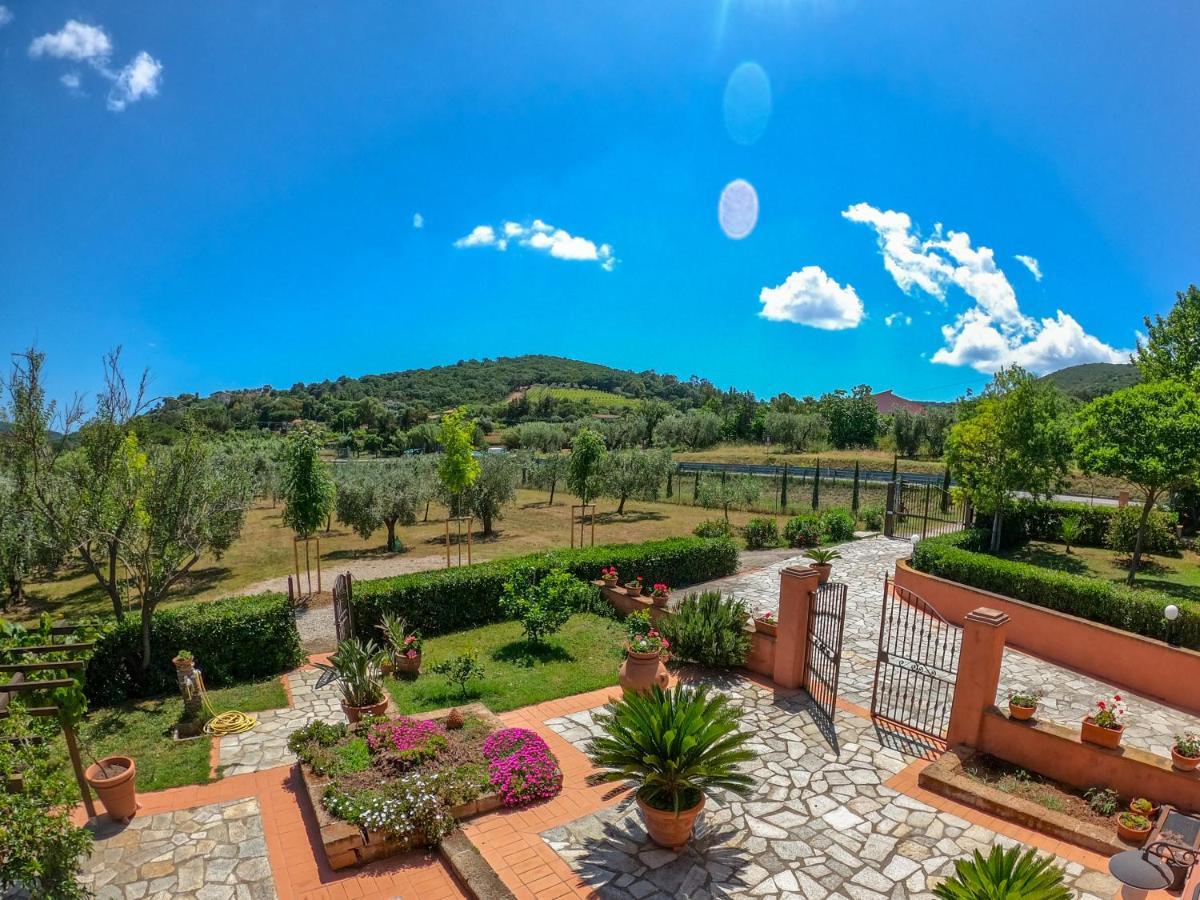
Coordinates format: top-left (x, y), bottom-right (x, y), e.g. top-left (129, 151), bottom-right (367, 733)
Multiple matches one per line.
top-left (911, 530), bottom-right (1200, 650)
top-left (979, 500), bottom-right (1179, 552)
top-left (352, 536), bottom-right (738, 640)
top-left (86, 592), bottom-right (304, 706)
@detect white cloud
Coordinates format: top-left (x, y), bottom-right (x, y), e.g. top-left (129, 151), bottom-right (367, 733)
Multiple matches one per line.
top-left (759, 266), bottom-right (864, 331)
top-left (884, 312), bottom-right (912, 327)
top-left (106, 51), bottom-right (162, 111)
top-left (61, 72), bottom-right (82, 91)
top-left (845, 202), bottom-right (1125, 374)
top-left (29, 20), bottom-right (111, 60)
top-left (0, 6), bottom-right (13, 27)
top-left (454, 219), bottom-right (616, 271)
top-left (413, 213), bottom-right (424, 229)
top-left (1014, 254), bottom-right (1043, 281)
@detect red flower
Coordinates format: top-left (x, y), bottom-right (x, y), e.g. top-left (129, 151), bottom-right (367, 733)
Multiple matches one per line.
top-left (1115, 694), bottom-right (1122, 701)
top-left (1098, 700), bottom-right (1106, 709)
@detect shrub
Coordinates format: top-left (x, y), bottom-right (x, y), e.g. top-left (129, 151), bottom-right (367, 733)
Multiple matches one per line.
top-left (499, 569), bottom-right (584, 644)
top-left (912, 530), bottom-right (1200, 649)
top-left (932, 846), bottom-right (1069, 900)
top-left (693, 518), bottom-right (734, 539)
top-left (352, 537), bottom-right (738, 640)
top-left (784, 514), bottom-right (822, 548)
top-left (742, 517), bottom-right (780, 550)
top-left (822, 508), bottom-right (856, 542)
top-left (430, 652), bottom-right (486, 699)
top-left (482, 728), bottom-right (563, 806)
top-left (85, 592), bottom-right (303, 706)
top-left (976, 499), bottom-right (1179, 551)
top-left (659, 591), bottom-right (750, 668)
top-left (860, 504), bottom-right (885, 531)
top-left (1106, 507), bottom-right (1181, 555)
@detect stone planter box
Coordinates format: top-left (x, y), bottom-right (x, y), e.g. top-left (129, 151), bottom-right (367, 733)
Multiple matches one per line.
top-left (299, 702), bottom-right (508, 870)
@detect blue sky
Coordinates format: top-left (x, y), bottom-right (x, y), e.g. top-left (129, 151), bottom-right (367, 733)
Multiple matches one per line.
top-left (2, 2), bottom-right (1197, 407)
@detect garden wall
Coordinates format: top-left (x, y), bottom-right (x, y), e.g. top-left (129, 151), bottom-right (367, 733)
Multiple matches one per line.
top-left (896, 559), bottom-right (1200, 716)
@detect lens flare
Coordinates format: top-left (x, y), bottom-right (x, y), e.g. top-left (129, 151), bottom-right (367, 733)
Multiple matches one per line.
top-left (723, 61), bottom-right (772, 146)
top-left (718, 179), bottom-right (759, 240)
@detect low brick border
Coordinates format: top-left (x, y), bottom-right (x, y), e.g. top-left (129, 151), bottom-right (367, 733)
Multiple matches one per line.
top-left (919, 744), bottom-right (1126, 857)
top-left (440, 831), bottom-right (515, 900)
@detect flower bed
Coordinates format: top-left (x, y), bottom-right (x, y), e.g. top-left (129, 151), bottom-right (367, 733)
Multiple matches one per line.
top-left (290, 704), bottom-right (563, 869)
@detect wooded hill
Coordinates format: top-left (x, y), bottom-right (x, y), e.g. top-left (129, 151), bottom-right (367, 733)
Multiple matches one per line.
top-left (1040, 363), bottom-right (1140, 402)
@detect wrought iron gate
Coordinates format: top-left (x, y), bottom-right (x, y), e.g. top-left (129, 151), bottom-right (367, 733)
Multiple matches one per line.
top-left (870, 575), bottom-right (961, 741)
top-left (886, 480), bottom-right (971, 540)
top-left (805, 581), bottom-right (848, 724)
top-left (332, 572), bottom-right (354, 644)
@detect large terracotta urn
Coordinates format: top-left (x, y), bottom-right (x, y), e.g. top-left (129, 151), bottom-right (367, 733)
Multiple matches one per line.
top-left (619, 649), bottom-right (668, 697)
top-left (637, 792), bottom-right (705, 851)
top-left (342, 697), bottom-right (388, 723)
top-left (86, 755), bottom-right (139, 822)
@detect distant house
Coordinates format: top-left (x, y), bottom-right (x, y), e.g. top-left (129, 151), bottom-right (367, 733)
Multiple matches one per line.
top-left (873, 390), bottom-right (925, 416)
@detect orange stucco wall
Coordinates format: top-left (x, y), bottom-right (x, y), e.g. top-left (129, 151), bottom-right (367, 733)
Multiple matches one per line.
top-left (895, 559), bottom-right (1200, 716)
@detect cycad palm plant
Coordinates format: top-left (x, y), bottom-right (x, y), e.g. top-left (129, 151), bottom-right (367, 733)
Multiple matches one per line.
top-left (1058, 515), bottom-right (1083, 555)
top-left (587, 684), bottom-right (755, 815)
top-left (933, 846), bottom-right (1070, 900)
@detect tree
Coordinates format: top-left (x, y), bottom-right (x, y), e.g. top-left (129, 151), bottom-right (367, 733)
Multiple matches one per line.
top-left (891, 411), bottom-right (925, 458)
top-left (436, 407), bottom-right (481, 516)
top-left (567, 428), bottom-right (607, 506)
top-left (1135, 285), bottom-right (1200, 386)
top-left (811, 461), bottom-right (821, 510)
top-left (637, 399), bottom-right (673, 447)
top-left (528, 452), bottom-right (567, 505)
top-left (463, 452), bottom-right (518, 536)
top-left (764, 412), bottom-right (827, 452)
top-left (820, 386), bottom-right (878, 449)
top-left (652, 410), bottom-right (722, 450)
top-left (600, 449), bottom-right (673, 515)
top-left (698, 474), bottom-right (761, 521)
top-left (122, 437), bottom-right (252, 668)
top-left (946, 367), bottom-right (1072, 552)
top-left (281, 432), bottom-right (335, 540)
top-left (0, 473), bottom-right (42, 607)
top-left (851, 461), bottom-right (860, 512)
top-left (1074, 380), bottom-right (1200, 583)
top-left (923, 407), bottom-right (955, 457)
top-left (335, 460), bottom-right (426, 551)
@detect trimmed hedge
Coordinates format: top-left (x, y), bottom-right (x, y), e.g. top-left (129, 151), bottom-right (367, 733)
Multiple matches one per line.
top-left (86, 592), bottom-right (303, 706)
top-left (352, 537), bottom-right (738, 640)
top-left (911, 530), bottom-right (1200, 650)
top-left (977, 500), bottom-right (1179, 552)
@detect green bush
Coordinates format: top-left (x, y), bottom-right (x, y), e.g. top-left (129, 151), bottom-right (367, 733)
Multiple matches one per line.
top-left (86, 593), bottom-right (303, 706)
top-left (658, 590), bottom-right (750, 668)
top-left (742, 517), bottom-right (780, 550)
top-left (693, 518), bottom-right (734, 539)
top-left (784, 514), bottom-right (822, 548)
top-left (1105, 507), bottom-right (1181, 554)
top-left (860, 504), bottom-right (885, 531)
top-left (912, 531), bottom-right (1200, 649)
top-left (822, 508), bottom-right (856, 542)
top-left (352, 537), bottom-right (738, 640)
top-left (978, 500), bottom-right (1179, 551)
top-left (499, 570), bottom-right (588, 643)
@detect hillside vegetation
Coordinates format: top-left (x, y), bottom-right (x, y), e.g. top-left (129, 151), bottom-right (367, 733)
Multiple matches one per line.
top-left (1040, 362), bottom-right (1140, 401)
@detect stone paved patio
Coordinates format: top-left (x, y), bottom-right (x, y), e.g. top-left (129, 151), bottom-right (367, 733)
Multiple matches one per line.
top-left (80, 797), bottom-right (275, 900)
top-left (543, 675), bottom-right (1118, 900)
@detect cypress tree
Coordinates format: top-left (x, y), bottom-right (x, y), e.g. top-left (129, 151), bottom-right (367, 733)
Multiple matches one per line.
top-left (851, 460), bottom-right (860, 512)
top-left (811, 459), bottom-right (821, 510)
top-left (780, 463), bottom-right (789, 510)
top-left (940, 466), bottom-right (951, 513)
top-left (666, 469), bottom-right (673, 498)
top-left (693, 471), bottom-right (701, 501)
top-left (891, 454), bottom-right (898, 483)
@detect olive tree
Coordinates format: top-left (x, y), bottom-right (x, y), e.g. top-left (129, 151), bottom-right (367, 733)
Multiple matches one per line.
top-left (764, 411), bottom-right (826, 452)
top-left (652, 409), bottom-right (722, 450)
top-left (698, 474), bottom-right (762, 521)
top-left (463, 453), bottom-right (519, 536)
top-left (1074, 380), bottom-right (1200, 583)
top-left (335, 460), bottom-right (427, 551)
top-left (600, 448), bottom-right (673, 515)
top-left (529, 452), bottom-right (567, 505)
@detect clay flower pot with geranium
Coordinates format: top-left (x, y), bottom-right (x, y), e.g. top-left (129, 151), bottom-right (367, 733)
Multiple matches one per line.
top-left (588, 684), bottom-right (756, 851)
top-left (1081, 692), bottom-right (1126, 749)
top-left (378, 613), bottom-right (423, 678)
top-left (754, 610), bottom-right (777, 637)
top-left (1171, 732), bottom-right (1200, 771)
top-left (1117, 812), bottom-right (1152, 845)
top-left (1008, 689), bottom-right (1041, 722)
top-left (650, 583), bottom-right (670, 608)
top-left (624, 575), bottom-right (644, 596)
top-left (316, 637), bottom-right (389, 723)
top-left (601, 566), bottom-right (619, 586)
top-left (619, 611), bottom-right (669, 697)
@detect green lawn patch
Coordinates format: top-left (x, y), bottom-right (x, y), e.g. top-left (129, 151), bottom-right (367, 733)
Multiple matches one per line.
top-left (1003, 540), bottom-right (1200, 604)
top-left (50, 677), bottom-right (287, 793)
top-left (384, 613), bottom-right (625, 713)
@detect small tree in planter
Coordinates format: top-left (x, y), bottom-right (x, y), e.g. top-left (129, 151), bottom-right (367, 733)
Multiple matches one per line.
top-left (588, 684), bottom-right (755, 851)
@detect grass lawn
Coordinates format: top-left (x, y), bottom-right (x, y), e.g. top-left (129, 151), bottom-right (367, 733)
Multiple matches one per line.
top-left (384, 613), bottom-right (626, 714)
top-left (48, 677), bottom-right (287, 792)
top-left (1003, 540), bottom-right (1200, 605)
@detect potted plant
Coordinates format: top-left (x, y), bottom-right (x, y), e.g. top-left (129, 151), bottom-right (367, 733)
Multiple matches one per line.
top-left (588, 684), bottom-right (756, 851)
top-left (1171, 732), bottom-right (1200, 771)
top-left (1129, 797), bottom-right (1160, 820)
top-left (1008, 689), bottom-right (1040, 722)
top-left (650, 582), bottom-right (670, 608)
top-left (932, 846), bottom-right (1069, 900)
top-left (624, 575), bottom-right (644, 596)
top-left (378, 612), bottom-right (422, 678)
top-left (1117, 812), bottom-right (1152, 845)
top-left (55, 682), bottom-right (140, 823)
top-left (601, 566), bottom-right (619, 586)
top-left (804, 548), bottom-right (842, 585)
top-left (619, 611), bottom-right (669, 697)
top-left (1081, 692), bottom-right (1126, 749)
top-left (172, 649), bottom-right (195, 677)
top-left (754, 609), bottom-right (777, 637)
top-left (315, 637), bottom-right (389, 723)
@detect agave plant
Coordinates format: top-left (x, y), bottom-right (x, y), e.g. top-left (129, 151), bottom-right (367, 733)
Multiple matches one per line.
top-left (587, 684), bottom-right (756, 813)
top-left (933, 845), bottom-right (1070, 900)
top-left (315, 638), bottom-right (387, 708)
top-left (805, 547), bottom-right (843, 565)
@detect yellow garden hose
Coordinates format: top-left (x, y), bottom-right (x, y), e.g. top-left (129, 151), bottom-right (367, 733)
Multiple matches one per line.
top-left (195, 671), bottom-right (258, 736)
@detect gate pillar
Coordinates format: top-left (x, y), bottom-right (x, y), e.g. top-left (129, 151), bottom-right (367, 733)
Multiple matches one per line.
top-left (775, 566), bottom-right (820, 689)
top-left (946, 607), bottom-right (1009, 747)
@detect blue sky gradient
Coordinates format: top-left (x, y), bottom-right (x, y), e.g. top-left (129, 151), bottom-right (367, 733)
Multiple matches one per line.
top-left (2, 2), bottom-right (1196, 405)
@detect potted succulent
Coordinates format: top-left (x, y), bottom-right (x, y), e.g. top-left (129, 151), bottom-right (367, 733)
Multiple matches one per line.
top-left (624, 575), bottom-right (644, 596)
top-left (601, 566), bottom-right (620, 586)
top-left (1171, 732), bottom-right (1200, 771)
top-left (1008, 689), bottom-right (1040, 722)
top-left (316, 637), bottom-right (389, 723)
top-left (588, 684), bottom-right (755, 851)
top-left (1117, 812), bottom-right (1152, 845)
top-left (754, 609), bottom-right (778, 637)
top-left (804, 548), bottom-right (842, 585)
top-left (650, 582), bottom-right (670, 608)
top-left (1129, 797), bottom-right (1160, 820)
top-left (1081, 692), bottom-right (1126, 749)
top-left (619, 612), bottom-right (670, 697)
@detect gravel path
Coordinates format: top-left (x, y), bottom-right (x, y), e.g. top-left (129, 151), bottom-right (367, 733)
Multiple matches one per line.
top-left (228, 552), bottom-right (449, 599)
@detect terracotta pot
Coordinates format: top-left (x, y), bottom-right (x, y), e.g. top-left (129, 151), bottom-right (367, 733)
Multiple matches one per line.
top-left (811, 563), bottom-right (832, 585)
top-left (86, 755), bottom-right (138, 822)
top-left (1129, 800), bottom-right (1160, 820)
top-left (636, 792), bottom-right (705, 851)
top-left (754, 618), bottom-right (778, 638)
top-left (651, 592), bottom-right (669, 608)
top-left (1008, 702), bottom-right (1037, 721)
top-left (1081, 717), bottom-right (1124, 749)
top-left (619, 649), bottom-right (669, 698)
top-left (624, 583), bottom-right (643, 596)
top-left (602, 577), bottom-right (619, 588)
top-left (393, 652), bottom-right (422, 678)
top-left (380, 658), bottom-right (394, 676)
top-left (1117, 817), bottom-right (1152, 845)
top-left (172, 657), bottom-right (195, 678)
top-left (1171, 748), bottom-right (1200, 771)
top-left (342, 697), bottom-right (388, 723)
